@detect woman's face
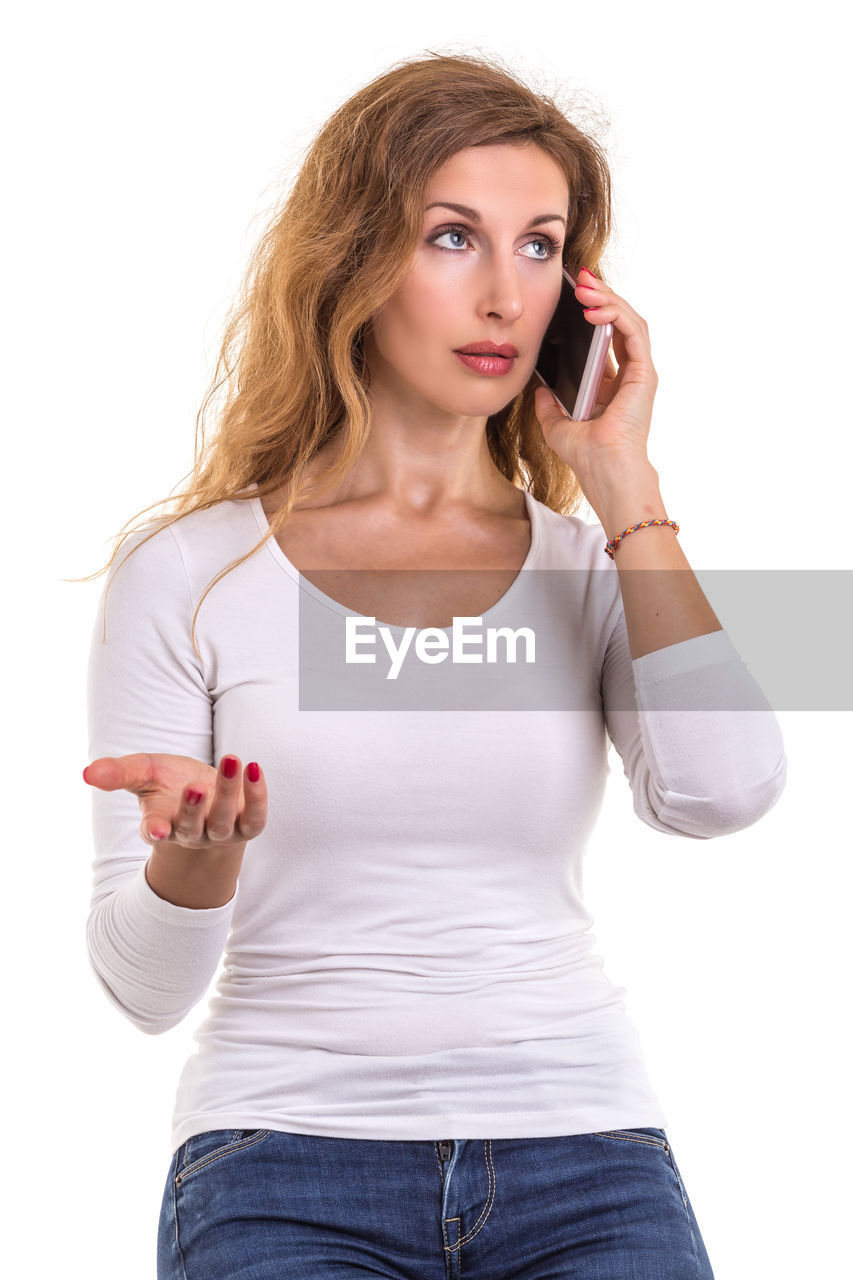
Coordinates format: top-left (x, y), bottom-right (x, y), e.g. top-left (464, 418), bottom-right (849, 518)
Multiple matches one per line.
top-left (364, 143), bottom-right (569, 419)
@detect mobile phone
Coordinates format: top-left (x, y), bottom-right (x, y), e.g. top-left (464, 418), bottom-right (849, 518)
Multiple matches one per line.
top-left (533, 267), bottom-right (613, 420)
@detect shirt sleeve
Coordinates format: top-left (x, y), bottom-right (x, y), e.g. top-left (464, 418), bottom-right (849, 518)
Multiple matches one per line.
top-left (85, 521), bottom-right (237, 1034)
top-left (601, 606), bottom-right (788, 839)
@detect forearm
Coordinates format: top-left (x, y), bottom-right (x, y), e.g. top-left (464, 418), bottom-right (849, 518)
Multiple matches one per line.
top-left (583, 459), bottom-right (723, 661)
top-left (87, 859), bottom-right (239, 1034)
top-left (145, 842), bottom-right (245, 909)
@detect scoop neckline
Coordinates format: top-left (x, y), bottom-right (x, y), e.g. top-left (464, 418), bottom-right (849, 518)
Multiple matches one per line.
top-left (247, 480), bottom-right (542, 634)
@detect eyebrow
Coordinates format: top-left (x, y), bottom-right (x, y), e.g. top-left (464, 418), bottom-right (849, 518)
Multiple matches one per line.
top-left (425, 200), bottom-right (567, 229)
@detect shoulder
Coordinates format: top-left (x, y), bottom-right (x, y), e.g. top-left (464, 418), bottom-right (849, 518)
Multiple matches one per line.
top-left (106, 495), bottom-right (260, 598)
top-left (526, 492), bottom-right (614, 572)
top-left (526, 493), bottom-right (622, 637)
top-left (134, 494), bottom-right (258, 558)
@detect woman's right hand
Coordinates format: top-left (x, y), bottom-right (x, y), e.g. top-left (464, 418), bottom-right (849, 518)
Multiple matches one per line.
top-left (82, 753), bottom-right (267, 850)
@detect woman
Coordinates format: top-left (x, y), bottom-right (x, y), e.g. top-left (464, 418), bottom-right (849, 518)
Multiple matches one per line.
top-left (82, 52), bottom-right (786, 1279)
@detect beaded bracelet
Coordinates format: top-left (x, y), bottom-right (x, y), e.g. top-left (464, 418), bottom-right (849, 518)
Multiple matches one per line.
top-left (604, 518), bottom-right (680, 560)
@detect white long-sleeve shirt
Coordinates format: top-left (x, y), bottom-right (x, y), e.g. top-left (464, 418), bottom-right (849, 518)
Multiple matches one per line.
top-left (86, 483), bottom-right (787, 1155)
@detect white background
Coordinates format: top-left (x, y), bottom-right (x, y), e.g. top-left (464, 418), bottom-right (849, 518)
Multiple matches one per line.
top-left (5, 2), bottom-right (850, 1276)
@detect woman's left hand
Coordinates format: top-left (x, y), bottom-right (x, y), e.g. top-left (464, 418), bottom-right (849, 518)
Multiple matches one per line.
top-left (533, 267), bottom-right (659, 479)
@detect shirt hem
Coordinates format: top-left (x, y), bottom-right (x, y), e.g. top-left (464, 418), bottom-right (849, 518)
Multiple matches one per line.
top-left (169, 1105), bottom-right (669, 1155)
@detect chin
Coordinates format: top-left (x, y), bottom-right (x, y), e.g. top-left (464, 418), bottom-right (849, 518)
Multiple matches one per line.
top-left (438, 394), bottom-right (518, 420)
top-left (395, 363), bottom-right (523, 419)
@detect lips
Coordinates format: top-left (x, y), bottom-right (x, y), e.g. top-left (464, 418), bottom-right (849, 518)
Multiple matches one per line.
top-left (454, 341), bottom-right (518, 358)
top-left (454, 350), bottom-right (516, 376)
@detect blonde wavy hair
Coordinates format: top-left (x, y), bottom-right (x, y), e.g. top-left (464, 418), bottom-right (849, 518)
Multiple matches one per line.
top-left (74, 49), bottom-right (613, 659)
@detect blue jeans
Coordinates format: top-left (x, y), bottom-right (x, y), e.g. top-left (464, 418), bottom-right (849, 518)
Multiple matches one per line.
top-left (158, 1127), bottom-right (715, 1278)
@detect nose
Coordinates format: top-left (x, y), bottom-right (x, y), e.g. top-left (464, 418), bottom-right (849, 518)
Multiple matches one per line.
top-left (477, 255), bottom-right (524, 323)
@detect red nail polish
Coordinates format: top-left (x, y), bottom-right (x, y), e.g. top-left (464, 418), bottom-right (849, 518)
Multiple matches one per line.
top-left (582, 267), bottom-right (597, 280)
top-left (247, 762), bottom-right (260, 783)
top-left (222, 756), bottom-right (238, 779)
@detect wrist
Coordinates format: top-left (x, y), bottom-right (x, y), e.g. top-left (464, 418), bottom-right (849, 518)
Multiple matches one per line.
top-left (580, 459), bottom-right (667, 543)
top-left (145, 842), bottom-right (245, 910)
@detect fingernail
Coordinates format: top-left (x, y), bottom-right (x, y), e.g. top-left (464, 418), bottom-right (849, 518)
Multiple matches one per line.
top-left (583, 308), bottom-right (600, 314)
top-left (222, 756), bottom-right (238, 779)
top-left (247, 762), bottom-right (260, 783)
top-left (582, 267), bottom-right (597, 280)
top-left (187, 789), bottom-right (204, 805)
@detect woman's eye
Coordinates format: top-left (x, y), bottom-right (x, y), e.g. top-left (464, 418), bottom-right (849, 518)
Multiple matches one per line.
top-left (432, 228), bottom-right (469, 250)
top-left (522, 238), bottom-right (556, 260)
top-left (430, 226), bottom-right (561, 260)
